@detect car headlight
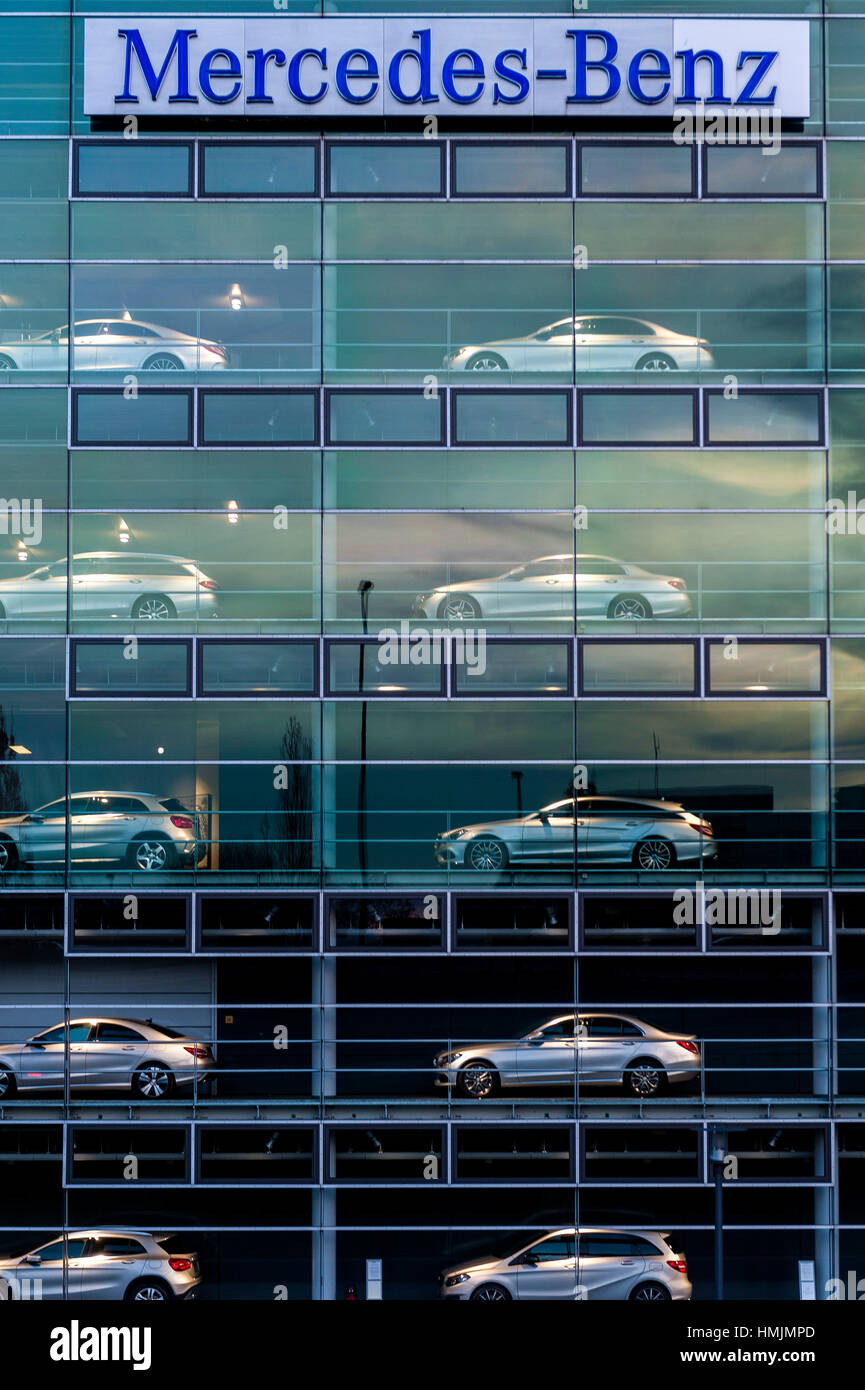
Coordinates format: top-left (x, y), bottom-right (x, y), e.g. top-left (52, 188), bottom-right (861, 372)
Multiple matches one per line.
top-left (445, 1273), bottom-right (470, 1287)
top-left (440, 828), bottom-right (467, 841)
top-left (439, 1051), bottom-right (464, 1066)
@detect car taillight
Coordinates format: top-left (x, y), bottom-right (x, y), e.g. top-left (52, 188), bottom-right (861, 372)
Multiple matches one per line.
top-left (170, 814), bottom-right (194, 829)
top-left (198, 578), bottom-right (217, 589)
top-left (667, 1258), bottom-right (688, 1274)
top-left (169, 1258), bottom-right (192, 1273)
top-left (676, 1040), bottom-right (699, 1054)
top-left (183, 1045), bottom-right (210, 1058)
top-left (698, 819), bottom-right (714, 836)
top-left (666, 579), bottom-right (686, 590)
top-left (204, 344), bottom-right (227, 359)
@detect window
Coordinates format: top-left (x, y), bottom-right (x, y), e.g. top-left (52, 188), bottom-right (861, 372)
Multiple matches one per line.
top-left (707, 640), bottom-right (825, 695)
top-left (326, 390), bottom-right (444, 445)
top-left (539, 1017), bottom-right (576, 1038)
top-left (453, 640), bottom-right (571, 695)
top-left (75, 142), bottom-right (193, 197)
top-left (34, 1024), bottom-right (92, 1044)
top-left (35, 1240), bottom-right (89, 1262)
top-left (199, 641), bottom-right (317, 696)
top-left (326, 142), bottom-right (444, 196)
top-left (200, 391), bottom-right (318, 446)
top-left (72, 390), bottom-right (193, 447)
top-left (95, 1024), bottom-right (145, 1042)
top-left (526, 1236), bottom-right (575, 1260)
top-left (580, 143), bottom-right (694, 196)
top-left (580, 391), bottom-right (698, 445)
top-left (453, 391), bottom-right (572, 445)
top-left (327, 641), bottom-right (444, 696)
top-left (579, 1233), bottom-right (657, 1257)
top-left (706, 391), bottom-right (823, 445)
top-left (452, 142), bottom-right (570, 197)
top-left (704, 143), bottom-right (821, 197)
top-left (85, 1237), bottom-right (147, 1256)
top-left (201, 142), bottom-right (317, 197)
top-left (72, 639), bottom-right (191, 696)
top-left (580, 641), bottom-right (697, 695)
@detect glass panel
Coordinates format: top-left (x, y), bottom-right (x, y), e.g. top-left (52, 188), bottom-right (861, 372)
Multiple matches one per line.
top-left (453, 641), bottom-right (570, 693)
top-left (73, 639), bottom-right (190, 694)
top-left (705, 144), bottom-right (820, 196)
top-left (580, 392), bottom-right (696, 444)
top-left (200, 391), bottom-right (318, 444)
top-left (581, 641), bottom-right (696, 693)
top-left (454, 392), bottom-right (571, 444)
top-left (327, 392), bottom-right (442, 444)
top-left (327, 142), bottom-right (442, 195)
top-left (73, 391), bottom-right (191, 445)
top-left (454, 895), bottom-right (570, 949)
top-left (453, 142), bottom-right (570, 196)
top-left (198, 895), bottom-right (315, 950)
top-left (580, 143), bottom-right (693, 195)
top-left (200, 642), bottom-right (316, 694)
top-left (328, 641), bottom-right (443, 694)
top-left (76, 142), bottom-right (192, 196)
top-left (708, 641), bottom-right (824, 693)
top-left (327, 895), bottom-right (442, 949)
top-left (707, 392), bottom-right (823, 443)
top-left (201, 142), bottom-right (317, 195)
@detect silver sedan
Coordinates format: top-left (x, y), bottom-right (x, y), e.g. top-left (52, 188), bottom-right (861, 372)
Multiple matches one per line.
top-left (412, 554), bottom-right (691, 623)
top-left (435, 1011), bottom-right (701, 1099)
top-left (0, 319), bottom-right (228, 372)
top-left (440, 1228), bottom-right (692, 1301)
top-left (435, 795), bottom-right (717, 872)
top-left (0, 552), bottom-right (219, 623)
top-left (0, 1230), bottom-right (201, 1301)
top-left (446, 315), bottom-right (714, 373)
top-left (0, 1016), bottom-right (214, 1100)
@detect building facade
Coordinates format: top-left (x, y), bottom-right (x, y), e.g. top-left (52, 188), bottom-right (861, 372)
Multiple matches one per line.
top-left (0, 1), bottom-right (863, 1302)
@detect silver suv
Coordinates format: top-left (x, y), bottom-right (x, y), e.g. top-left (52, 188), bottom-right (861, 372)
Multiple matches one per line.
top-left (0, 552), bottom-right (219, 623)
top-left (0, 1017), bottom-right (214, 1100)
top-left (0, 791), bottom-right (204, 872)
top-left (0, 1230), bottom-right (201, 1301)
top-left (440, 1228), bottom-right (692, 1301)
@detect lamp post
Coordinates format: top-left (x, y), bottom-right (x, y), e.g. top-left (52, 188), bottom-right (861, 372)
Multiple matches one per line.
top-left (357, 582), bottom-right (374, 883)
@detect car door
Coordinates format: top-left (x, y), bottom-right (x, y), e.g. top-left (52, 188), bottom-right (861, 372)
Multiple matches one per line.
top-left (78, 1236), bottom-right (148, 1298)
top-left (515, 1235), bottom-right (578, 1298)
top-left (575, 558), bottom-right (629, 618)
top-left (523, 319), bottom-right (574, 373)
top-left (18, 797), bottom-right (68, 863)
top-left (70, 794), bottom-right (145, 863)
top-left (89, 320), bottom-right (140, 371)
top-left (583, 800), bottom-right (649, 862)
top-left (86, 1022), bottom-right (147, 1087)
top-left (520, 801), bottom-right (575, 862)
top-left (577, 1016), bottom-right (625, 1085)
top-left (70, 322), bottom-right (107, 372)
top-left (495, 560), bottom-right (571, 618)
top-left (10, 559), bottom-right (68, 620)
top-left (20, 1022), bottom-right (93, 1088)
top-left (578, 1233), bottom-right (647, 1299)
top-left (17, 1238), bottom-right (88, 1299)
top-left (518, 1017), bottom-right (577, 1084)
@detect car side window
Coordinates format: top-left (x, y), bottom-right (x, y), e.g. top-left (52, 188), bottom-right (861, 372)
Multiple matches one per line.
top-left (97, 1024), bottom-right (145, 1042)
top-left (541, 1018), bottom-right (575, 1038)
top-left (33, 1239), bottom-right (89, 1262)
top-left (32, 1023), bottom-right (92, 1044)
top-left (619, 1022), bottom-right (643, 1037)
top-left (587, 1018), bottom-right (623, 1038)
top-left (85, 1237), bottom-right (147, 1256)
top-left (529, 1236), bottom-right (574, 1260)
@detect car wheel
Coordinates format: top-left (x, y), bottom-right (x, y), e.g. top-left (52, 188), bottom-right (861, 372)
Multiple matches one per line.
top-left (629, 1282), bottom-right (672, 1301)
top-left (0, 837), bottom-right (18, 872)
top-left (0, 355), bottom-right (17, 370)
top-left (437, 594), bottom-right (482, 622)
top-left (142, 353), bottom-right (183, 371)
top-left (0, 1278), bottom-right (13, 1300)
top-left (607, 594), bottom-right (651, 621)
top-left (132, 1063), bottom-right (175, 1099)
top-left (635, 353), bottom-right (677, 372)
top-left (125, 1279), bottom-right (173, 1301)
top-left (458, 1061), bottom-right (500, 1099)
top-left (465, 352), bottom-right (508, 371)
top-left (128, 837), bottom-right (173, 872)
top-left (470, 1283), bottom-right (511, 1300)
top-left (131, 594), bottom-right (176, 621)
top-left (625, 1059), bottom-right (667, 1099)
top-left (466, 837), bottom-right (508, 872)
top-left (633, 838), bottom-right (676, 871)
top-left (0, 1069), bottom-right (17, 1100)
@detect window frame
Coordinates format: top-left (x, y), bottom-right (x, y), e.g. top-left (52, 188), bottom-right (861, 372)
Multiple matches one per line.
top-left (451, 637), bottom-right (573, 698)
top-left (325, 138), bottom-right (445, 199)
top-left (704, 388), bottom-right (826, 447)
top-left (578, 388), bottom-right (699, 447)
top-left (71, 388), bottom-right (194, 448)
top-left (197, 638), bottom-right (318, 699)
top-left (325, 637), bottom-right (446, 699)
top-left (72, 138), bottom-right (195, 199)
top-left (325, 387), bottom-right (446, 447)
top-left (577, 638), bottom-right (699, 699)
top-left (450, 139), bottom-right (572, 199)
top-left (704, 636), bottom-right (828, 699)
top-left (69, 892), bottom-right (192, 954)
top-left (198, 388), bottom-right (320, 448)
top-left (199, 139), bottom-right (319, 199)
top-left (701, 139), bottom-right (823, 201)
top-left (195, 891), bottom-right (319, 955)
top-left (70, 637), bottom-right (193, 699)
top-left (578, 139), bottom-right (697, 199)
top-left (324, 890), bottom-right (446, 952)
top-left (452, 387), bottom-right (574, 448)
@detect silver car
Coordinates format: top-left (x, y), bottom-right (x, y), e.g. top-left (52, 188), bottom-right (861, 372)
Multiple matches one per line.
top-left (435, 795), bottom-right (717, 872)
top-left (412, 554), bottom-right (691, 623)
top-left (0, 1230), bottom-right (202, 1300)
top-left (435, 1011), bottom-right (701, 1099)
top-left (0, 1016), bottom-right (214, 1100)
top-left (446, 315), bottom-right (714, 373)
top-left (0, 551), bottom-right (219, 623)
top-left (0, 319), bottom-right (228, 372)
top-left (440, 1228), bottom-right (692, 1301)
top-left (0, 790), bottom-right (205, 872)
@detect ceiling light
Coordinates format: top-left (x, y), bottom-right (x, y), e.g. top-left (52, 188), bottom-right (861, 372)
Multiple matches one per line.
top-left (9, 744), bottom-right (31, 755)
top-left (226, 500), bottom-right (239, 524)
top-left (229, 283), bottom-right (243, 311)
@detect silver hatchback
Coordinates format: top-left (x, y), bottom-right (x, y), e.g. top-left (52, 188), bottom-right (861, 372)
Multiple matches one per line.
top-left (435, 1011), bottom-right (701, 1099)
top-left (0, 790), bottom-right (204, 872)
top-left (440, 1228), bottom-right (692, 1301)
top-left (0, 1016), bottom-right (214, 1100)
top-left (0, 1230), bottom-right (201, 1301)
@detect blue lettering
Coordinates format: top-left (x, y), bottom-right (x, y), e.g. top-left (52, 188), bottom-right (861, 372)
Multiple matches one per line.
top-left (493, 49), bottom-right (529, 105)
top-left (287, 48), bottom-right (328, 104)
top-left (116, 27), bottom-right (197, 105)
top-left (247, 47), bottom-right (286, 105)
top-left (736, 51), bottom-right (778, 105)
top-left (387, 28), bottom-right (438, 105)
top-left (567, 29), bottom-right (621, 104)
top-left (442, 48), bottom-right (484, 104)
top-left (199, 48), bottom-right (242, 104)
top-left (675, 48), bottom-right (731, 105)
top-left (627, 48), bottom-right (671, 104)
top-left (335, 48), bottom-right (379, 104)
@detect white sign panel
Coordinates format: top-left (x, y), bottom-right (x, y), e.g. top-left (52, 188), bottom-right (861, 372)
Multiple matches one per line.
top-left (83, 17), bottom-right (811, 118)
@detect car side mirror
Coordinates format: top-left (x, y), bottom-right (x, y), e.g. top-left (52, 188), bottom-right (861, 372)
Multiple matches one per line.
top-left (527, 1032), bottom-right (544, 1044)
top-left (537, 811), bottom-right (550, 825)
top-left (25, 1254), bottom-right (41, 1265)
top-left (23, 814), bottom-right (43, 823)
top-left (522, 1252), bottom-right (540, 1265)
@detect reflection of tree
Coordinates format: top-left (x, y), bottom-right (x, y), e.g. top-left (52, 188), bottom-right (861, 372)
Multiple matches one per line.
top-left (0, 704), bottom-right (26, 817)
top-left (258, 718), bottom-right (314, 872)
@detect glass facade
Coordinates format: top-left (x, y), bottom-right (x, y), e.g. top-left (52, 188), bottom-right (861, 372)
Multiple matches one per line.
top-left (0, 1), bottom-right (862, 1308)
